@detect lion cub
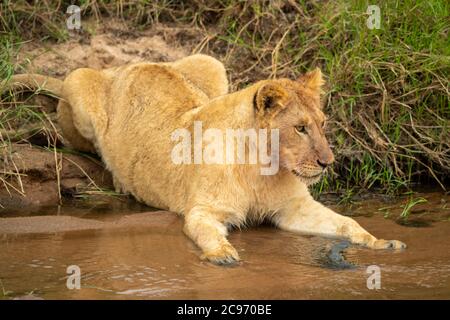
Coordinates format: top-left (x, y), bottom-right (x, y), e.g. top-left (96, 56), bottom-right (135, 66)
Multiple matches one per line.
top-left (8, 54), bottom-right (406, 264)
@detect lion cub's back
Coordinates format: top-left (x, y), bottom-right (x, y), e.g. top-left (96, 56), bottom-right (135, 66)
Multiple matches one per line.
top-left (100, 63), bottom-right (208, 210)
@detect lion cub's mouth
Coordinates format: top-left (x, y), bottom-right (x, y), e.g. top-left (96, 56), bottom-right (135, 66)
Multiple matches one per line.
top-left (291, 169), bottom-right (323, 180)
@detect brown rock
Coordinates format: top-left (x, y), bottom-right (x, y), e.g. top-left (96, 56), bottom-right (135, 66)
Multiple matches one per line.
top-left (0, 144), bottom-right (113, 210)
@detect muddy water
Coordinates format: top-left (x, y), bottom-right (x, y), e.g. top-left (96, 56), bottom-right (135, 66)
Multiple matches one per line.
top-left (0, 193), bottom-right (449, 299)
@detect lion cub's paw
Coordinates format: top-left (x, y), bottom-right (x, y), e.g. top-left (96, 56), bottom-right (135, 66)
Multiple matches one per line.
top-left (201, 244), bottom-right (240, 266)
top-left (371, 239), bottom-right (407, 250)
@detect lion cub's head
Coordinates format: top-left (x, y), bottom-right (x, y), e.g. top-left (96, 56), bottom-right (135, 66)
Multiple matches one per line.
top-left (254, 68), bottom-right (334, 185)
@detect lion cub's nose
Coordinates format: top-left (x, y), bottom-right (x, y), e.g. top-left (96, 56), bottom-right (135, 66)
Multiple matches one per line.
top-left (317, 153), bottom-right (334, 169)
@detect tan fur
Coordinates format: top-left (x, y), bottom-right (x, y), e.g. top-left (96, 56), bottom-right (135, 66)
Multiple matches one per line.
top-left (5, 54), bottom-right (406, 264)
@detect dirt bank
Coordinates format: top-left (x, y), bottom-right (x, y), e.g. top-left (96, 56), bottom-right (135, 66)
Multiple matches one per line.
top-left (0, 144), bottom-right (113, 210)
top-left (0, 211), bottom-right (176, 234)
top-left (16, 20), bottom-right (200, 78)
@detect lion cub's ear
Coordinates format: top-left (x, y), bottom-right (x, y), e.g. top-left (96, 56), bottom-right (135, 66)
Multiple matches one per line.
top-left (297, 68), bottom-right (325, 92)
top-left (254, 83), bottom-right (288, 117)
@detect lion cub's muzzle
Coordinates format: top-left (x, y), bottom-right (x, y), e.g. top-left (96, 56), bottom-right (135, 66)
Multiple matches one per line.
top-left (292, 144), bottom-right (335, 181)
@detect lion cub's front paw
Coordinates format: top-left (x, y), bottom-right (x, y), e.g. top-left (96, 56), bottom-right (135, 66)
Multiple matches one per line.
top-left (201, 244), bottom-right (240, 266)
top-left (371, 239), bottom-right (407, 250)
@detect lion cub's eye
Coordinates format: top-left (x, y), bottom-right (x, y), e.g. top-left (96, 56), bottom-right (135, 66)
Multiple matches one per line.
top-left (294, 125), bottom-right (307, 135)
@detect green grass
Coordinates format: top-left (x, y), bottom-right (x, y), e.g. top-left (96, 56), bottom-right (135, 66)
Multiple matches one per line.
top-left (400, 196), bottom-right (428, 219)
top-left (308, 0), bottom-right (449, 195)
top-left (0, 0), bottom-right (449, 199)
top-left (0, 279), bottom-right (12, 297)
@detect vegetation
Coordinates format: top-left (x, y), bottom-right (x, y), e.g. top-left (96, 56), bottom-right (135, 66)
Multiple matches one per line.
top-left (0, 0), bottom-right (449, 197)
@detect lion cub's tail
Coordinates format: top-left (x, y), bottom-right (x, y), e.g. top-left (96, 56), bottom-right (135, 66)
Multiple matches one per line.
top-left (1, 74), bottom-right (63, 98)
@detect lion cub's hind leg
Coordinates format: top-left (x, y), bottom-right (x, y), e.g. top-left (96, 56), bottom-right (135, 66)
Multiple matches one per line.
top-left (57, 100), bottom-right (96, 153)
top-left (59, 68), bottom-right (109, 152)
top-left (169, 54), bottom-right (229, 99)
